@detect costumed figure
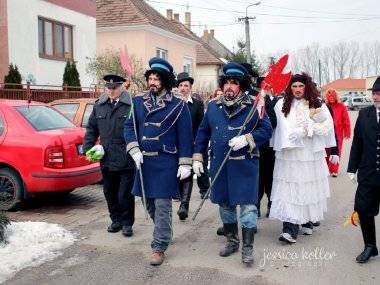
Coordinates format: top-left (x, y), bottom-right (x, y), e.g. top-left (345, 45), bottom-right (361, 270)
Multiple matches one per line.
top-left (324, 88), bottom-right (351, 177)
top-left (124, 57), bottom-right (193, 266)
top-left (270, 73), bottom-right (335, 243)
top-left (192, 62), bottom-right (272, 265)
top-left (347, 76), bottom-right (380, 263)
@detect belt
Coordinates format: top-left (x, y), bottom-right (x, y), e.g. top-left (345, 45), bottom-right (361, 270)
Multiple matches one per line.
top-left (142, 151), bottom-right (159, 157)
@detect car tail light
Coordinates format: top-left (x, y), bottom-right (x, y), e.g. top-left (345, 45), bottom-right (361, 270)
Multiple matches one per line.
top-left (45, 146), bottom-right (64, 168)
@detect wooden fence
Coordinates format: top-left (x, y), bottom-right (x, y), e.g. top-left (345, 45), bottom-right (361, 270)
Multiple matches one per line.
top-left (0, 82), bottom-right (101, 103)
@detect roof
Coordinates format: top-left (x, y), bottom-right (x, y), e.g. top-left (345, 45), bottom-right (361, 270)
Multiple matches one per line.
top-left (96, 0), bottom-right (194, 41)
top-left (322, 78), bottom-right (366, 90)
top-left (170, 20), bottom-right (223, 65)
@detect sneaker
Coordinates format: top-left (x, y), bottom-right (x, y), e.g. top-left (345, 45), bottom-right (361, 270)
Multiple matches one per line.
top-left (107, 221), bottom-right (122, 233)
top-left (150, 251), bottom-right (165, 266)
top-left (279, 233), bottom-right (296, 244)
top-left (301, 226), bottom-right (313, 235)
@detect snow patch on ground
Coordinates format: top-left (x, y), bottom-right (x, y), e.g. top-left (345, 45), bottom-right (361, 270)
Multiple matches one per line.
top-left (0, 221), bottom-right (76, 284)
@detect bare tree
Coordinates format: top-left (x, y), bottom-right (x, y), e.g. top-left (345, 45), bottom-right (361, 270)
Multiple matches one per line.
top-left (86, 49), bottom-right (146, 92)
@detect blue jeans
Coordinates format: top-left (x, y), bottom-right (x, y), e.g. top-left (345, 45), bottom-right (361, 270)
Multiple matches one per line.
top-left (146, 198), bottom-right (172, 252)
top-left (219, 204), bottom-right (258, 228)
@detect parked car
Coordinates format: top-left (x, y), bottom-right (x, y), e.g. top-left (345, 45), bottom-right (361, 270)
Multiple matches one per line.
top-left (0, 100), bottom-right (102, 210)
top-left (347, 96), bottom-right (372, 110)
top-left (50, 98), bottom-right (96, 128)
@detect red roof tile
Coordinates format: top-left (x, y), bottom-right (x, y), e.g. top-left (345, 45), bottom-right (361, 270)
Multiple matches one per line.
top-left (322, 78), bottom-right (366, 90)
top-left (96, 0), bottom-right (194, 41)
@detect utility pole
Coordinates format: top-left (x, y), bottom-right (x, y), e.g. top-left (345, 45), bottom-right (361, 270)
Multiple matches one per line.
top-left (238, 2), bottom-right (261, 64)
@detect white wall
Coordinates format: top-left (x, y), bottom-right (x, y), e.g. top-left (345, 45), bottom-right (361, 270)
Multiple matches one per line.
top-left (7, 0), bottom-right (96, 87)
top-left (194, 65), bottom-right (220, 92)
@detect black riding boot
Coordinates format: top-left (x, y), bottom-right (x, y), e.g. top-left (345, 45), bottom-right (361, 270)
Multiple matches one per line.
top-left (177, 179), bottom-right (193, 220)
top-left (242, 227), bottom-right (255, 265)
top-left (219, 223), bottom-right (240, 257)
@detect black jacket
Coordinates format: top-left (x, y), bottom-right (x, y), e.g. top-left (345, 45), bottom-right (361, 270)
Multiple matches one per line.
top-left (347, 105), bottom-right (380, 186)
top-left (260, 95), bottom-right (278, 149)
top-left (187, 96), bottom-right (205, 141)
top-left (83, 91), bottom-right (135, 171)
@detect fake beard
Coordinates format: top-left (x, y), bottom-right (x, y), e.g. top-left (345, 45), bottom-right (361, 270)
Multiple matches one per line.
top-left (224, 87), bottom-right (241, 101)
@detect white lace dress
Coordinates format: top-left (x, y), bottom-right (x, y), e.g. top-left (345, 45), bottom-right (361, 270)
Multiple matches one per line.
top-left (269, 98), bottom-right (336, 224)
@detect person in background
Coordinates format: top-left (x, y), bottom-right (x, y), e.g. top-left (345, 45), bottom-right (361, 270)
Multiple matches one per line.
top-left (324, 88), bottom-right (351, 177)
top-left (176, 72), bottom-right (209, 219)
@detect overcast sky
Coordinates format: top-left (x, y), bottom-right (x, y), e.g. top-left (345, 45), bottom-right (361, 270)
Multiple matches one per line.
top-left (147, 0), bottom-right (380, 57)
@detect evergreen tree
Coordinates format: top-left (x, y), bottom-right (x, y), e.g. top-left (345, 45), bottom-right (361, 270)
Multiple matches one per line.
top-left (4, 63), bottom-right (22, 89)
top-left (63, 60), bottom-right (81, 91)
top-left (225, 40), bottom-right (260, 75)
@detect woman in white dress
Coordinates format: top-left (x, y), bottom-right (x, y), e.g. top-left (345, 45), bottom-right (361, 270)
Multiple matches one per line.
top-left (270, 73), bottom-right (336, 243)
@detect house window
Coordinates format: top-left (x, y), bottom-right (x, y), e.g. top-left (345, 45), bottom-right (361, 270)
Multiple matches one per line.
top-left (38, 17), bottom-right (73, 60)
top-left (183, 57), bottom-right (193, 76)
top-left (156, 48), bottom-right (168, 60)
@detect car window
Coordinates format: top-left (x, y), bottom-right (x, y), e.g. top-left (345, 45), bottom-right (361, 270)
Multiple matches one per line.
top-left (0, 115), bottom-right (4, 136)
top-left (51, 103), bottom-right (80, 121)
top-left (353, 98), bottom-right (362, 103)
top-left (81, 103), bottom-right (94, 128)
top-left (17, 106), bottom-right (75, 131)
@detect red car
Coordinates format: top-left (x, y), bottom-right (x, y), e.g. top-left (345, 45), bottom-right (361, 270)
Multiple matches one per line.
top-left (0, 99), bottom-right (102, 210)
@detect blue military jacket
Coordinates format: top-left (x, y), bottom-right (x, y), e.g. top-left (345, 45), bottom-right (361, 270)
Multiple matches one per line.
top-left (194, 94), bottom-right (273, 205)
top-left (124, 91), bottom-right (193, 199)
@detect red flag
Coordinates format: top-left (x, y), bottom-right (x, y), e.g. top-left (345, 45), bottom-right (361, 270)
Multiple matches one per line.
top-left (120, 45), bottom-right (132, 81)
top-left (261, 54), bottom-right (291, 96)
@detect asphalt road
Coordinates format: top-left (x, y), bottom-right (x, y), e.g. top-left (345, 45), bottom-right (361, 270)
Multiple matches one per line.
top-left (5, 111), bottom-right (379, 285)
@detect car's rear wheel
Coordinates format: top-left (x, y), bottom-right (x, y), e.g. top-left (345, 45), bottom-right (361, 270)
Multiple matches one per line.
top-left (0, 168), bottom-right (24, 211)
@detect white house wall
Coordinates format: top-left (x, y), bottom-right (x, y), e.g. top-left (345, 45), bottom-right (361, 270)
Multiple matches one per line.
top-left (7, 0), bottom-right (96, 87)
top-left (194, 65), bottom-right (220, 92)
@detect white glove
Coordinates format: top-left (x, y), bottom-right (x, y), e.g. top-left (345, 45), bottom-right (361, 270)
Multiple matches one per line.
top-left (177, 165), bottom-right (192, 180)
top-left (193, 160), bottom-right (204, 177)
top-left (329, 155), bottom-right (339, 165)
top-left (310, 108), bottom-right (327, 123)
top-left (347, 172), bottom-right (357, 184)
top-left (288, 128), bottom-right (305, 142)
top-left (228, 135), bottom-right (248, 151)
top-left (130, 149), bottom-right (143, 170)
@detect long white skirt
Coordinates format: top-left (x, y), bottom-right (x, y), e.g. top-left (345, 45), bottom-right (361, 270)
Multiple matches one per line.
top-left (269, 140), bottom-right (330, 225)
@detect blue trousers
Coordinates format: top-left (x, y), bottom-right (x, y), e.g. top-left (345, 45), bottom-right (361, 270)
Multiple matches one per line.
top-left (147, 198), bottom-right (172, 252)
top-left (219, 204), bottom-right (258, 228)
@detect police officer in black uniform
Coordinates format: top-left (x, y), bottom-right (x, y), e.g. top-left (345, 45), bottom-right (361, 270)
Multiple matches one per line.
top-left (83, 74), bottom-right (135, 236)
top-left (347, 76), bottom-right (380, 263)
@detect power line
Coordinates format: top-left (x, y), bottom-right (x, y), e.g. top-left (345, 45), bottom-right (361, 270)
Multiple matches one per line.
top-left (146, 0), bottom-right (380, 20)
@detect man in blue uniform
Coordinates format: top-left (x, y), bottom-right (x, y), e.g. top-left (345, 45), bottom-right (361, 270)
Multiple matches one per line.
top-left (124, 57), bottom-right (193, 266)
top-left (192, 63), bottom-right (272, 265)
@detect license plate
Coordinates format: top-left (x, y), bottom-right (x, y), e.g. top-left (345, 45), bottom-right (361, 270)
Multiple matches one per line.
top-left (77, 144), bottom-right (84, 155)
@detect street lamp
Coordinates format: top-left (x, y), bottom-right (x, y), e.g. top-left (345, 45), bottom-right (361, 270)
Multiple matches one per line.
top-left (243, 1), bottom-right (261, 64)
top-left (246, 1), bottom-right (261, 17)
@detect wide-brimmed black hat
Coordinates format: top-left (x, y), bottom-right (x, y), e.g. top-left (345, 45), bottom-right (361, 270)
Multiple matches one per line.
top-left (103, 74), bottom-right (126, 89)
top-left (176, 72), bottom-right (194, 86)
top-left (368, 76), bottom-right (380, 92)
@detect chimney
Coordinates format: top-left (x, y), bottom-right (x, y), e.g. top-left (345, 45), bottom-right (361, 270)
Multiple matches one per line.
top-left (185, 12), bottom-right (191, 29)
top-left (166, 9), bottom-right (173, 20)
top-left (210, 29), bottom-right (214, 38)
top-left (202, 30), bottom-right (209, 42)
top-left (174, 13), bottom-right (179, 21)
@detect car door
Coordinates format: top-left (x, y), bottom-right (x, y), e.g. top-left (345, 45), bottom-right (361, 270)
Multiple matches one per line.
top-left (0, 108), bottom-right (6, 145)
top-left (81, 103), bottom-right (94, 128)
